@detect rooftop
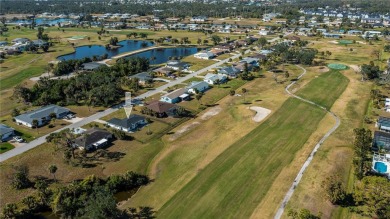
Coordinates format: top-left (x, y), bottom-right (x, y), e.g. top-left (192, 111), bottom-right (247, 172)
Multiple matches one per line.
top-left (73, 128), bottom-right (111, 148)
top-left (107, 115), bottom-right (146, 129)
top-left (146, 101), bottom-right (176, 113)
top-left (15, 105), bottom-right (70, 124)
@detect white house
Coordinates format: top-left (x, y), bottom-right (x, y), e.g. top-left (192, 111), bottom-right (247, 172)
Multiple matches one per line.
top-left (186, 81), bottom-right (209, 94)
top-left (204, 73), bottom-right (227, 85)
top-left (194, 51), bottom-right (215, 60)
top-left (14, 105), bottom-right (70, 128)
top-left (259, 30), bottom-right (271, 36)
top-left (0, 124), bottom-right (15, 141)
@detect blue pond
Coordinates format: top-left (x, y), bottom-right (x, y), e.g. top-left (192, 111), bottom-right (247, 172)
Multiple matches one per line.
top-left (126, 47), bottom-right (200, 65)
top-left (8, 18), bottom-right (76, 26)
top-left (374, 162), bottom-right (388, 173)
top-left (57, 40), bottom-right (154, 61)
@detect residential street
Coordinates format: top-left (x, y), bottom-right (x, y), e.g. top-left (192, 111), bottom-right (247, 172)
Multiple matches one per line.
top-left (0, 50), bottom-right (244, 162)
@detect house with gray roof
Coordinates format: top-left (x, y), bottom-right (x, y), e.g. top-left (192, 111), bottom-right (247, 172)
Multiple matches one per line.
top-left (73, 128), bottom-right (112, 151)
top-left (0, 124), bottom-right (15, 141)
top-left (204, 73), bottom-right (227, 85)
top-left (130, 72), bottom-right (153, 85)
top-left (14, 105), bottom-right (70, 128)
top-left (107, 115), bottom-right (147, 132)
top-left (377, 116), bottom-right (390, 132)
top-left (186, 81), bottom-right (209, 94)
top-left (11, 38), bottom-right (30, 44)
top-left (166, 60), bottom-right (190, 71)
top-left (81, 62), bottom-right (106, 71)
top-left (218, 66), bottom-right (241, 78)
top-left (160, 88), bottom-right (187, 103)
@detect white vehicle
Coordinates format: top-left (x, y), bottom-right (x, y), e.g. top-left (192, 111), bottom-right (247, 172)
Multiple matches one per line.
top-left (13, 136), bottom-right (24, 143)
top-left (65, 114), bottom-right (75, 119)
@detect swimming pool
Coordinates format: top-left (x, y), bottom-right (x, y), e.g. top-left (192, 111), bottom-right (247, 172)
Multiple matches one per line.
top-left (374, 162), bottom-right (388, 173)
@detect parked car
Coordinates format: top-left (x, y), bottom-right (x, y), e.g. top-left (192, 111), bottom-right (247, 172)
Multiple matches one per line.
top-left (65, 114), bottom-right (75, 119)
top-left (13, 136), bottom-right (24, 143)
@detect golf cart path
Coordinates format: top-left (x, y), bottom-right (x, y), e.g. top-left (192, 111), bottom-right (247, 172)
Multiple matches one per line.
top-left (274, 65), bottom-right (341, 219)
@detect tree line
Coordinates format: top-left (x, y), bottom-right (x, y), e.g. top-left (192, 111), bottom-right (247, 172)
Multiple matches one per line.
top-left (3, 165), bottom-right (154, 219)
top-left (320, 128), bottom-right (390, 219)
top-left (13, 57), bottom-right (150, 107)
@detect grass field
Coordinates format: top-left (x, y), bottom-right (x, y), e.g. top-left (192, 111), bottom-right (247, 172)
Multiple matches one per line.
top-left (0, 142), bottom-right (15, 154)
top-left (296, 70), bottom-right (349, 109)
top-left (284, 68), bottom-right (372, 219)
top-left (150, 69), bottom-right (348, 218)
top-left (157, 98), bottom-right (327, 218)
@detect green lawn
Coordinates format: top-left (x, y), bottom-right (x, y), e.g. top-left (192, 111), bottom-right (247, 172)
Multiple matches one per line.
top-left (0, 142), bottom-right (15, 154)
top-left (156, 70), bottom-right (348, 218)
top-left (0, 66), bottom-right (44, 90)
top-left (296, 70), bottom-right (349, 110)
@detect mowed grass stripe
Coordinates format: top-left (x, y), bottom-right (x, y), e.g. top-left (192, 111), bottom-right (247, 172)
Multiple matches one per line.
top-left (157, 70), bottom-right (349, 219)
top-left (157, 98), bottom-right (326, 219)
top-left (296, 70), bottom-right (349, 110)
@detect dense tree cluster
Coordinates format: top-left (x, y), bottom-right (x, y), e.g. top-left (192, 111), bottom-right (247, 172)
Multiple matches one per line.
top-left (320, 129), bottom-right (390, 219)
top-left (287, 208), bottom-right (321, 219)
top-left (53, 57), bottom-right (92, 76)
top-left (2, 173), bottom-right (152, 219)
top-left (13, 57), bottom-right (150, 107)
top-left (353, 128), bottom-right (373, 180)
top-left (361, 63), bottom-right (382, 80)
top-left (354, 176), bottom-right (390, 219)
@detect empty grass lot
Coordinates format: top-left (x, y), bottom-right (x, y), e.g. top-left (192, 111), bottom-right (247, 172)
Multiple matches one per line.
top-left (156, 70), bottom-right (348, 218)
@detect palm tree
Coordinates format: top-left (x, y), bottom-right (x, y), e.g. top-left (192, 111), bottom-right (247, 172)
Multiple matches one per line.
top-left (242, 88), bottom-right (247, 102)
top-left (195, 93), bottom-right (203, 106)
top-left (32, 119), bottom-right (39, 134)
top-left (48, 164), bottom-right (58, 181)
top-left (50, 112), bottom-right (57, 125)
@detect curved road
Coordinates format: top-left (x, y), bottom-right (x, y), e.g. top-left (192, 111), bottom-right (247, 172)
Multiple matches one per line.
top-left (0, 50), bottom-right (246, 162)
top-left (274, 65), bottom-right (341, 219)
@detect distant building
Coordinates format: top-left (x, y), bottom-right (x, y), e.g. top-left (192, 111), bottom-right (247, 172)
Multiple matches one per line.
top-left (107, 115), bottom-right (147, 132)
top-left (166, 60), bottom-right (190, 71)
top-left (153, 67), bottom-right (174, 77)
top-left (130, 72), bottom-right (153, 85)
top-left (14, 105), bottom-right (70, 128)
top-left (81, 62), bottom-right (106, 71)
top-left (194, 51), bottom-right (215, 60)
top-left (0, 124), bottom-right (15, 141)
top-left (11, 38), bottom-right (30, 44)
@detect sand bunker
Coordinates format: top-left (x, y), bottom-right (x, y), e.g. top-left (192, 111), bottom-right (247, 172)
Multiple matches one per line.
top-left (201, 106), bottom-right (222, 120)
top-left (249, 106), bottom-right (271, 122)
top-left (169, 106), bottom-right (222, 141)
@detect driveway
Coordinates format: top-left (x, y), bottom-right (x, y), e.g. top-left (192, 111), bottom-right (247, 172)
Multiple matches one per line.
top-left (63, 117), bottom-right (84, 124)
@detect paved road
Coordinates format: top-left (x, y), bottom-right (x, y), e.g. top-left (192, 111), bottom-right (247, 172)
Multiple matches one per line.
top-left (274, 65), bottom-right (341, 219)
top-left (0, 51), bottom-right (244, 162)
